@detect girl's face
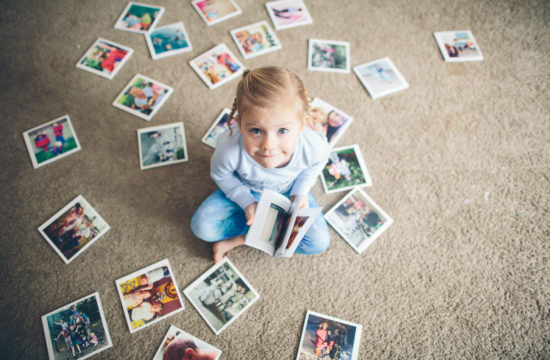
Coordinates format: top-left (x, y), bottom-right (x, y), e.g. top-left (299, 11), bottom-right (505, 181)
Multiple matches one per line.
top-left (238, 102), bottom-right (304, 169)
top-left (327, 111), bottom-right (345, 127)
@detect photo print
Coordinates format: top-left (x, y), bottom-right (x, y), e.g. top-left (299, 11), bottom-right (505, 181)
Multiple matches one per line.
top-left (230, 21), bottom-right (282, 59)
top-left (189, 43), bottom-right (244, 89)
top-left (183, 258), bottom-right (260, 335)
top-left (41, 292), bottom-right (112, 360)
top-left (152, 325), bottom-right (222, 360)
top-left (137, 122), bottom-right (188, 170)
top-left (321, 144), bottom-right (372, 194)
top-left (308, 39), bottom-right (350, 73)
top-left (38, 195), bottom-right (110, 264)
top-left (265, 0), bottom-right (312, 30)
top-left (76, 38), bottom-right (133, 79)
top-left (145, 22), bottom-right (192, 60)
top-left (23, 115), bottom-right (81, 169)
top-left (325, 188), bottom-right (393, 254)
top-left (353, 57), bottom-right (409, 99)
top-left (114, 2), bottom-right (164, 33)
top-left (433, 30), bottom-right (483, 62)
top-left (201, 108), bottom-right (235, 148)
top-left (113, 74), bottom-right (173, 121)
top-left (191, 0), bottom-right (242, 26)
top-left (307, 98), bottom-right (353, 146)
top-left (115, 259), bottom-right (184, 333)
top-left (296, 310), bottom-right (362, 360)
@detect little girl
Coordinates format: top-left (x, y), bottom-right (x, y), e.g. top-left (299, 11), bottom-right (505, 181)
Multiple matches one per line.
top-left (191, 66), bottom-right (331, 262)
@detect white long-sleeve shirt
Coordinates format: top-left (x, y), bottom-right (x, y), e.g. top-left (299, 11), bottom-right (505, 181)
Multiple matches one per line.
top-left (211, 127), bottom-right (330, 210)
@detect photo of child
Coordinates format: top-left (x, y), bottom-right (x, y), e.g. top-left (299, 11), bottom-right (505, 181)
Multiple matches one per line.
top-left (146, 22), bottom-right (192, 60)
top-left (230, 21), bottom-right (282, 59)
top-left (308, 39), bottom-right (350, 73)
top-left (39, 195), bottom-right (110, 264)
top-left (189, 43), bottom-right (244, 89)
top-left (321, 144), bottom-right (372, 193)
top-left (353, 57), bottom-right (409, 99)
top-left (184, 258), bottom-right (259, 335)
top-left (23, 115), bottom-right (81, 169)
top-left (152, 325), bottom-right (221, 360)
top-left (138, 122), bottom-right (188, 170)
top-left (76, 38), bottom-right (133, 79)
top-left (325, 188), bottom-right (393, 254)
top-left (265, 0), bottom-right (312, 30)
top-left (41, 292), bottom-right (112, 360)
top-left (306, 98), bottom-right (353, 146)
top-left (116, 259), bottom-right (184, 333)
top-left (297, 310), bottom-right (362, 360)
top-left (113, 74), bottom-right (173, 121)
top-left (191, 0), bottom-right (241, 26)
top-left (202, 108), bottom-right (236, 148)
top-left (434, 30), bottom-right (483, 62)
top-left (114, 2), bottom-right (164, 33)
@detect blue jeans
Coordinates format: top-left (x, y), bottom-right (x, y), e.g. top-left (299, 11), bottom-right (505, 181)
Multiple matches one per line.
top-left (191, 190), bottom-right (330, 255)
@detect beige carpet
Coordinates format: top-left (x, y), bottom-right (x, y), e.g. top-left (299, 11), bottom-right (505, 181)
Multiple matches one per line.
top-left (1, 0), bottom-right (549, 358)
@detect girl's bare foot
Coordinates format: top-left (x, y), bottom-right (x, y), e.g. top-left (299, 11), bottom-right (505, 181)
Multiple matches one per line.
top-left (213, 235), bottom-right (245, 263)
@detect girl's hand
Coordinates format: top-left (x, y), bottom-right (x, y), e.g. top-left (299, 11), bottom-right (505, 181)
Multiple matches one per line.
top-left (245, 202), bottom-right (257, 225)
top-left (290, 195), bottom-right (309, 209)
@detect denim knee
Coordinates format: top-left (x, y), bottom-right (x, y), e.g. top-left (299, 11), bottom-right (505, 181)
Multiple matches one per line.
top-left (190, 210), bottom-right (219, 242)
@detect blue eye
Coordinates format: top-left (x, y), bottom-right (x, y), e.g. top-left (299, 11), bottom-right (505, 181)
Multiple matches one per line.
top-left (249, 128), bottom-right (262, 135)
top-left (278, 128), bottom-right (289, 135)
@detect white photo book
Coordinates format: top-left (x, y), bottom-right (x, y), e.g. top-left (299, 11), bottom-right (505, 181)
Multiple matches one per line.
top-left (245, 190), bottom-right (320, 257)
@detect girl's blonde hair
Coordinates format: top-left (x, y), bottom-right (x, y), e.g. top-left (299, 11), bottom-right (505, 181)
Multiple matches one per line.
top-left (228, 67), bottom-right (312, 130)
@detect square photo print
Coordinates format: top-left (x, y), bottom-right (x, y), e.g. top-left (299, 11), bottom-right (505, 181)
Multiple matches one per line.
top-left (146, 22), bottom-right (192, 60)
top-left (183, 257), bottom-right (260, 335)
top-left (113, 74), bottom-right (173, 121)
top-left (189, 43), bottom-right (244, 89)
top-left (138, 122), bottom-right (188, 170)
top-left (152, 325), bottom-right (222, 360)
top-left (321, 144), bottom-right (372, 194)
top-left (230, 21), bottom-right (282, 59)
top-left (307, 98), bottom-right (353, 146)
top-left (191, 0), bottom-right (242, 26)
top-left (325, 188), bottom-right (393, 254)
top-left (41, 292), bottom-right (112, 360)
top-left (38, 195), bottom-right (110, 264)
top-left (76, 38), bottom-right (133, 79)
top-left (434, 30), bottom-right (483, 62)
top-left (308, 39), bottom-right (350, 73)
top-left (201, 108), bottom-right (235, 148)
top-left (265, 0), bottom-right (312, 30)
top-left (297, 310), bottom-right (362, 360)
top-left (353, 57), bottom-right (409, 100)
top-left (23, 115), bottom-right (81, 169)
top-left (114, 2), bottom-right (164, 33)
top-left (115, 259), bottom-right (184, 333)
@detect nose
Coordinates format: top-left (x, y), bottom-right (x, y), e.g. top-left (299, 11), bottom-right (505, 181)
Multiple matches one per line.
top-left (261, 132), bottom-right (276, 152)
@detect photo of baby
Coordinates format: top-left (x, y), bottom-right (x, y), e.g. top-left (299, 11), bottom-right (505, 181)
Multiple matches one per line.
top-left (146, 22), bottom-right (192, 60)
top-left (308, 39), bottom-right (350, 73)
top-left (184, 258), bottom-right (259, 335)
top-left (189, 43), bottom-right (244, 89)
top-left (231, 21), bottom-right (282, 59)
top-left (114, 2), bottom-right (164, 33)
top-left (76, 38), bottom-right (133, 79)
top-left (434, 30), bottom-right (483, 62)
top-left (265, 0), bottom-right (312, 30)
top-left (116, 259), bottom-right (184, 333)
top-left (353, 57), bottom-right (409, 99)
top-left (321, 144), bottom-right (372, 193)
top-left (138, 122), bottom-right (188, 170)
top-left (307, 98), bottom-right (353, 146)
top-left (191, 0), bottom-right (241, 26)
top-left (39, 195), bottom-right (110, 264)
top-left (152, 325), bottom-right (221, 360)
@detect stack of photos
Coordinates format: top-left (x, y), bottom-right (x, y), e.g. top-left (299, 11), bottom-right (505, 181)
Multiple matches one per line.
top-left (321, 144), bottom-right (372, 194)
top-left (433, 30), bottom-right (483, 62)
top-left (184, 258), bottom-right (259, 335)
top-left (145, 22), bottom-right (192, 60)
top-left (38, 195), bottom-right (110, 264)
top-left (76, 38), bottom-right (133, 79)
top-left (113, 74), bottom-right (173, 121)
top-left (308, 39), bottom-right (350, 73)
top-left (230, 21), bottom-right (282, 59)
top-left (307, 98), bottom-right (353, 146)
top-left (189, 43), bottom-right (244, 89)
top-left (114, 2), bottom-right (164, 33)
top-left (325, 188), bottom-right (393, 254)
top-left (137, 122), bottom-right (188, 170)
top-left (297, 310), bottom-right (362, 360)
top-left (265, 0), bottom-right (313, 30)
top-left (201, 108), bottom-right (235, 148)
top-left (41, 292), bottom-right (112, 360)
top-left (23, 115), bottom-right (81, 169)
top-left (191, 0), bottom-right (242, 26)
top-left (353, 57), bottom-right (409, 100)
top-left (115, 259), bottom-right (184, 333)
top-left (152, 325), bottom-right (222, 360)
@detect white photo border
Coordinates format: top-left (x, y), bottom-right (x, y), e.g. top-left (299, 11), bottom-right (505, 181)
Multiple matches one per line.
top-left (76, 38), bottom-right (134, 80)
top-left (152, 325), bottom-right (222, 360)
top-left (137, 121), bottom-right (189, 170)
top-left (114, 1), bottom-right (165, 34)
top-left (265, 0), bottom-right (313, 30)
top-left (145, 22), bottom-right (193, 60)
top-left (230, 21), bottom-right (282, 59)
top-left (320, 144), bottom-right (372, 194)
top-left (189, 43), bottom-right (245, 90)
top-left (433, 30), bottom-right (483, 62)
top-left (353, 57), bottom-right (409, 100)
top-left (308, 38), bottom-right (350, 73)
top-left (201, 108), bottom-right (231, 149)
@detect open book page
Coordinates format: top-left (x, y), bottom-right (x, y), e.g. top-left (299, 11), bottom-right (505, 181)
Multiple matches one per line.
top-left (275, 206), bottom-right (321, 258)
